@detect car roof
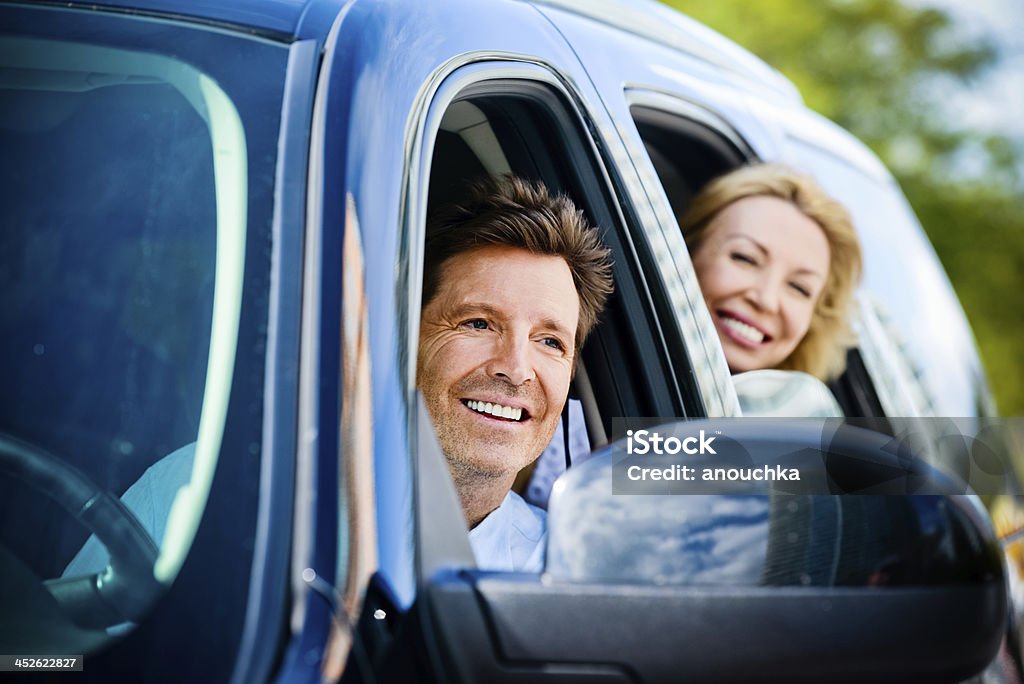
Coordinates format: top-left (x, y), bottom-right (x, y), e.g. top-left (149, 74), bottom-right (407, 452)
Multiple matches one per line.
top-left (530, 0), bottom-right (801, 104)
top-left (73, 0), bottom-right (801, 105)
top-left (65, 0), bottom-right (338, 41)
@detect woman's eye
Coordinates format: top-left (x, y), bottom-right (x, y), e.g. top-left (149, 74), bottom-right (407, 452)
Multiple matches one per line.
top-left (790, 283), bottom-right (812, 298)
top-left (462, 319), bottom-right (489, 330)
top-left (730, 252), bottom-right (756, 266)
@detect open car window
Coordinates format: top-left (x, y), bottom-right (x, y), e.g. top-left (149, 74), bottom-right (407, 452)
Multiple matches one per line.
top-left (423, 77), bottom-right (692, 441)
top-left (627, 99), bottom-right (903, 421)
top-left (410, 68), bottom-right (707, 523)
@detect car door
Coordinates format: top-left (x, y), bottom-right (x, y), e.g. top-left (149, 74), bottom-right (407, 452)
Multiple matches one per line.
top-left (310, 0), bottom-right (730, 678)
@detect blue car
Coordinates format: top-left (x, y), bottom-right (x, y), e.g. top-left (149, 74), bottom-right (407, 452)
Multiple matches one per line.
top-left (0, 0), bottom-right (1018, 681)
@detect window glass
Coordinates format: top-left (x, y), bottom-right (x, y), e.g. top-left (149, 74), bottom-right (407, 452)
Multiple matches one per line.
top-left (0, 9), bottom-right (287, 670)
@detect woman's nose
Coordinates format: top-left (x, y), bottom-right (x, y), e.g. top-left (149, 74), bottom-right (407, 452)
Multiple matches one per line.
top-left (746, 275), bottom-right (781, 313)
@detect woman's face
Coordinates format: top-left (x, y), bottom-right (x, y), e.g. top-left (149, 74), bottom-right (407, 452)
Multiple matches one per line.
top-left (691, 195), bottom-right (830, 374)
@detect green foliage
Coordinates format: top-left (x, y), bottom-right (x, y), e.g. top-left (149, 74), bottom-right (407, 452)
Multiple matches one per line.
top-left (661, 0), bottom-right (1024, 414)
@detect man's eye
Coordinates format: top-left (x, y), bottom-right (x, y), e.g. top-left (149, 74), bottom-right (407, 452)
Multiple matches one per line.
top-left (542, 337), bottom-right (565, 351)
top-left (730, 252), bottom-right (757, 265)
top-left (462, 319), bottom-right (489, 330)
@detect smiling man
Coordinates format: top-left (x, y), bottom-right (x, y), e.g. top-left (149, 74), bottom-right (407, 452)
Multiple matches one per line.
top-left (418, 175), bottom-right (613, 572)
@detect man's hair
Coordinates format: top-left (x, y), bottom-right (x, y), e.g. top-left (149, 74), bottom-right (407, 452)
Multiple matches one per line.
top-left (680, 163), bottom-right (863, 381)
top-left (423, 175), bottom-right (613, 352)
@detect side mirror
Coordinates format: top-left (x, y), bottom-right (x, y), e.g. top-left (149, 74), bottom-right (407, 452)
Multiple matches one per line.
top-left (376, 417), bottom-right (1006, 683)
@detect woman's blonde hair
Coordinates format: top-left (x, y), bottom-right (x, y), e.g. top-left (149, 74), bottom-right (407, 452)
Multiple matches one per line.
top-left (680, 163), bottom-right (863, 381)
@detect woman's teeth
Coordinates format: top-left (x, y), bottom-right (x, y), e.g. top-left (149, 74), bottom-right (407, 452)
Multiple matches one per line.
top-left (721, 316), bottom-right (765, 343)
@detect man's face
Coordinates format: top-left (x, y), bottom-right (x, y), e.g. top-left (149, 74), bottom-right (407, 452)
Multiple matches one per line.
top-left (417, 244), bottom-right (579, 482)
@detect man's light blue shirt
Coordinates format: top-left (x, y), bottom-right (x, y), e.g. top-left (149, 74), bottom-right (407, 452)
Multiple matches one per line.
top-left (468, 490), bottom-right (546, 573)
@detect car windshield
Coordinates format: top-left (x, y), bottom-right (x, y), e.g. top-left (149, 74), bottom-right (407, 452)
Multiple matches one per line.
top-left (0, 11), bottom-right (287, 662)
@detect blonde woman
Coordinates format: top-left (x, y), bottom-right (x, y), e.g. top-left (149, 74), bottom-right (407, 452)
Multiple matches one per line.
top-left (681, 163), bottom-right (863, 381)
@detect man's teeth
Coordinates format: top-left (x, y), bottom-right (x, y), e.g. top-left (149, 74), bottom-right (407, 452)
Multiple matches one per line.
top-left (466, 400), bottom-right (523, 421)
top-left (721, 316), bottom-right (765, 344)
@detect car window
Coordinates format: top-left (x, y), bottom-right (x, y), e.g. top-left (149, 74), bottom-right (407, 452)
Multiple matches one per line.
top-left (423, 79), bottom-right (689, 440)
top-left (627, 101), bottom-right (909, 420)
top-left (408, 68), bottom-right (703, 530)
top-left (0, 7), bottom-right (288, 676)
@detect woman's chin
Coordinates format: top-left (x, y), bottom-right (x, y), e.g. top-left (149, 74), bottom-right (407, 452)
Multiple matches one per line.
top-left (724, 348), bottom-right (773, 375)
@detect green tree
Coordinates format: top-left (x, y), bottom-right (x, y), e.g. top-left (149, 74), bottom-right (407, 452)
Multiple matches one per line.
top-left (661, 0), bottom-right (1024, 414)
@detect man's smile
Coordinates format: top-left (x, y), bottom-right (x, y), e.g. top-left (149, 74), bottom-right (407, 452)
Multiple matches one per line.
top-left (462, 398), bottom-right (529, 422)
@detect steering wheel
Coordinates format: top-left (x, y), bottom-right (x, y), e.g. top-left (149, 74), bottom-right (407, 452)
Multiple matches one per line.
top-left (0, 432), bottom-right (163, 630)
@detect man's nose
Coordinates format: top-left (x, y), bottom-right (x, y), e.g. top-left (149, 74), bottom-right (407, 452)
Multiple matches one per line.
top-left (487, 333), bottom-right (535, 386)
